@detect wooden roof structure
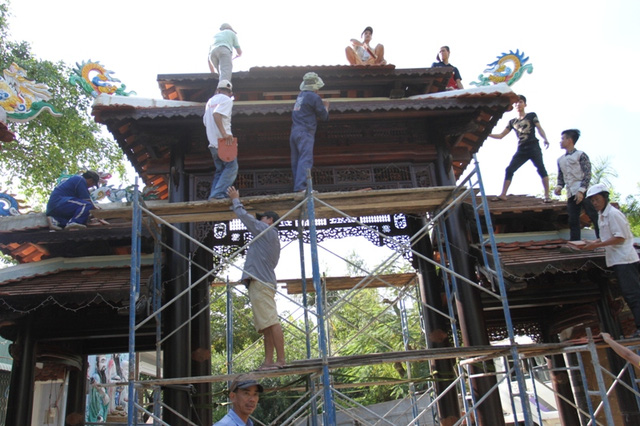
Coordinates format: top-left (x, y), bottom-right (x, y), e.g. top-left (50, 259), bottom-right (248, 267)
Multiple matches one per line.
top-left (92, 66), bottom-right (519, 200)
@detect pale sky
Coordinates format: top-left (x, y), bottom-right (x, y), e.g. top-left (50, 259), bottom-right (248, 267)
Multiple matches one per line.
top-left (7, 0), bottom-right (640, 199)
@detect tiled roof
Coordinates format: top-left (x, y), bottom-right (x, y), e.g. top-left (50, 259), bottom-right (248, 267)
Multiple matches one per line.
top-left (0, 254), bottom-right (155, 285)
top-left (0, 213), bottom-right (153, 263)
top-left (474, 239), bottom-right (640, 279)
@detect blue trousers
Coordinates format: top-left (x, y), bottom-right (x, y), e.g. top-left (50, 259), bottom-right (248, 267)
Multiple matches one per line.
top-left (208, 146), bottom-right (238, 199)
top-left (290, 129), bottom-right (315, 192)
top-left (48, 198), bottom-right (94, 226)
top-left (613, 262), bottom-right (640, 328)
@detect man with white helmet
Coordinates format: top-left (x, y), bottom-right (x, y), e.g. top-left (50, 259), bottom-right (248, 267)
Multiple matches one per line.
top-left (583, 183), bottom-right (640, 337)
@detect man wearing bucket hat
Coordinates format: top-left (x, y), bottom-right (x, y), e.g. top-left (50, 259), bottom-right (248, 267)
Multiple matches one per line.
top-left (226, 186), bottom-right (286, 370)
top-left (583, 183), bottom-right (640, 338)
top-left (214, 374), bottom-right (263, 425)
top-left (208, 23), bottom-right (242, 82)
top-left (204, 79), bottom-right (238, 199)
top-left (289, 72), bottom-right (329, 192)
top-left (45, 170), bottom-right (100, 230)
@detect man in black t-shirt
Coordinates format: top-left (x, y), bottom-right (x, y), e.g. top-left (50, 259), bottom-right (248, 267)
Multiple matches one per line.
top-left (431, 46), bottom-right (463, 90)
top-left (489, 95), bottom-right (551, 202)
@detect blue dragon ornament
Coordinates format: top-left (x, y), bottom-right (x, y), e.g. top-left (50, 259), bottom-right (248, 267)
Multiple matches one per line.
top-left (470, 49), bottom-right (533, 87)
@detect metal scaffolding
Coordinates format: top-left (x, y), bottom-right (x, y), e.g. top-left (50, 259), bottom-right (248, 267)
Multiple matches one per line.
top-left (121, 157), bottom-right (640, 425)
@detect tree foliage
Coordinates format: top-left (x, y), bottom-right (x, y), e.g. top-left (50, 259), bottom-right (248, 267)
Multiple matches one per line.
top-left (621, 183), bottom-right (640, 237)
top-left (0, 0), bottom-right (126, 207)
top-left (209, 247), bottom-right (428, 423)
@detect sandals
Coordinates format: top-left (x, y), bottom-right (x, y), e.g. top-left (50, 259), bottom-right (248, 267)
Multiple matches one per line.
top-left (256, 362), bottom-right (286, 371)
top-left (543, 198), bottom-right (553, 204)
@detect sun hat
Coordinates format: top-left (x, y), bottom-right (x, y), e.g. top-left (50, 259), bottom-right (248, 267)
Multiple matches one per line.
top-left (82, 170), bottom-right (100, 186)
top-left (220, 23), bottom-right (236, 33)
top-left (299, 72), bottom-right (324, 92)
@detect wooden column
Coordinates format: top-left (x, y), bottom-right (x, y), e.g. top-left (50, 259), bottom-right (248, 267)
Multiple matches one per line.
top-left (409, 216), bottom-right (461, 425)
top-left (64, 360), bottom-right (89, 426)
top-left (190, 204), bottom-right (213, 426)
top-left (5, 317), bottom-right (36, 426)
top-left (163, 143), bottom-right (192, 424)
top-left (434, 141), bottom-right (505, 426)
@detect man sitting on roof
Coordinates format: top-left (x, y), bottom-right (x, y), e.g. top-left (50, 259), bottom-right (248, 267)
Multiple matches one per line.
top-left (46, 171), bottom-right (99, 230)
top-left (346, 26), bottom-right (387, 66)
top-left (431, 46), bottom-right (463, 90)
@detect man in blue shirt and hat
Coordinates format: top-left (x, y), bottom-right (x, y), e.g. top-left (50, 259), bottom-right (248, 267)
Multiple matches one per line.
top-left (289, 72), bottom-right (329, 192)
top-left (214, 374), bottom-right (264, 426)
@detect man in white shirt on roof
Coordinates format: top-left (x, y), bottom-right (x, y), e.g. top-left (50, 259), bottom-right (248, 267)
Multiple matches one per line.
top-left (203, 79), bottom-right (237, 199)
top-left (582, 183), bottom-right (640, 338)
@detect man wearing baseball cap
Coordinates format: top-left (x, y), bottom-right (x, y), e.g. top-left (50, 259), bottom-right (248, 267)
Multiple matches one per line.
top-left (227, 186), bottom-right (286, 370)
top-left (204, 80), bottom-right (238, 199)
top-left (208, 23), bottom-right (242, 82)
top-left (583, 183), bottom-right (640, 338)
top-left (214, 374), bottom-right (263, 425)
top-left (45, 170), bottom-right (100, 230)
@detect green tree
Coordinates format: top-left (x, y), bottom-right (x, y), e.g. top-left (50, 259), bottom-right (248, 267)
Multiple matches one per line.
top-left (0, 0), bottom-right (125, 207)
top-left (621, 183), bottom-right (640, 236)
top-left (591, 156), bottom-right (618, 188)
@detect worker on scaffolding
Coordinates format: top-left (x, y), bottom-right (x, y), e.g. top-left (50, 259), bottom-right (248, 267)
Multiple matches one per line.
top-left (214, 374), bottom-right (263, 425)
top-left (227, 186), bottom-right (286, 370)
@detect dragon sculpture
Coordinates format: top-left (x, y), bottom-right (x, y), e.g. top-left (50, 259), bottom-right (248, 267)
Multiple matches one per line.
top-left (0, 62), bottom-right (62, 122)
top-left (92, 184), bottom-right (159, 203)
top-left (70, 60), bottom-right (135, 98)
top-left (470, 49), bottom-right (533, 87)
top-left (0, 189), bottom-right (28, 216)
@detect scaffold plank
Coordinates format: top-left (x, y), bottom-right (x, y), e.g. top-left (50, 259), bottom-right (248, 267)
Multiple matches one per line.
top-left (134, 342), bottom-right (593, 388)
top-left (91, 187), bottom-right (456, 223)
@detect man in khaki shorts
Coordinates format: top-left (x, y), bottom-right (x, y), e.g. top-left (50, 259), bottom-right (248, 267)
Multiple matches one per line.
top-left (227, 186), bottom-right (285, 370)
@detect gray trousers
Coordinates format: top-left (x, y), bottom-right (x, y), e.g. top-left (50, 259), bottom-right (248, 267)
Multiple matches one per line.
top-left (209, 46), bottom-right (233, 82)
